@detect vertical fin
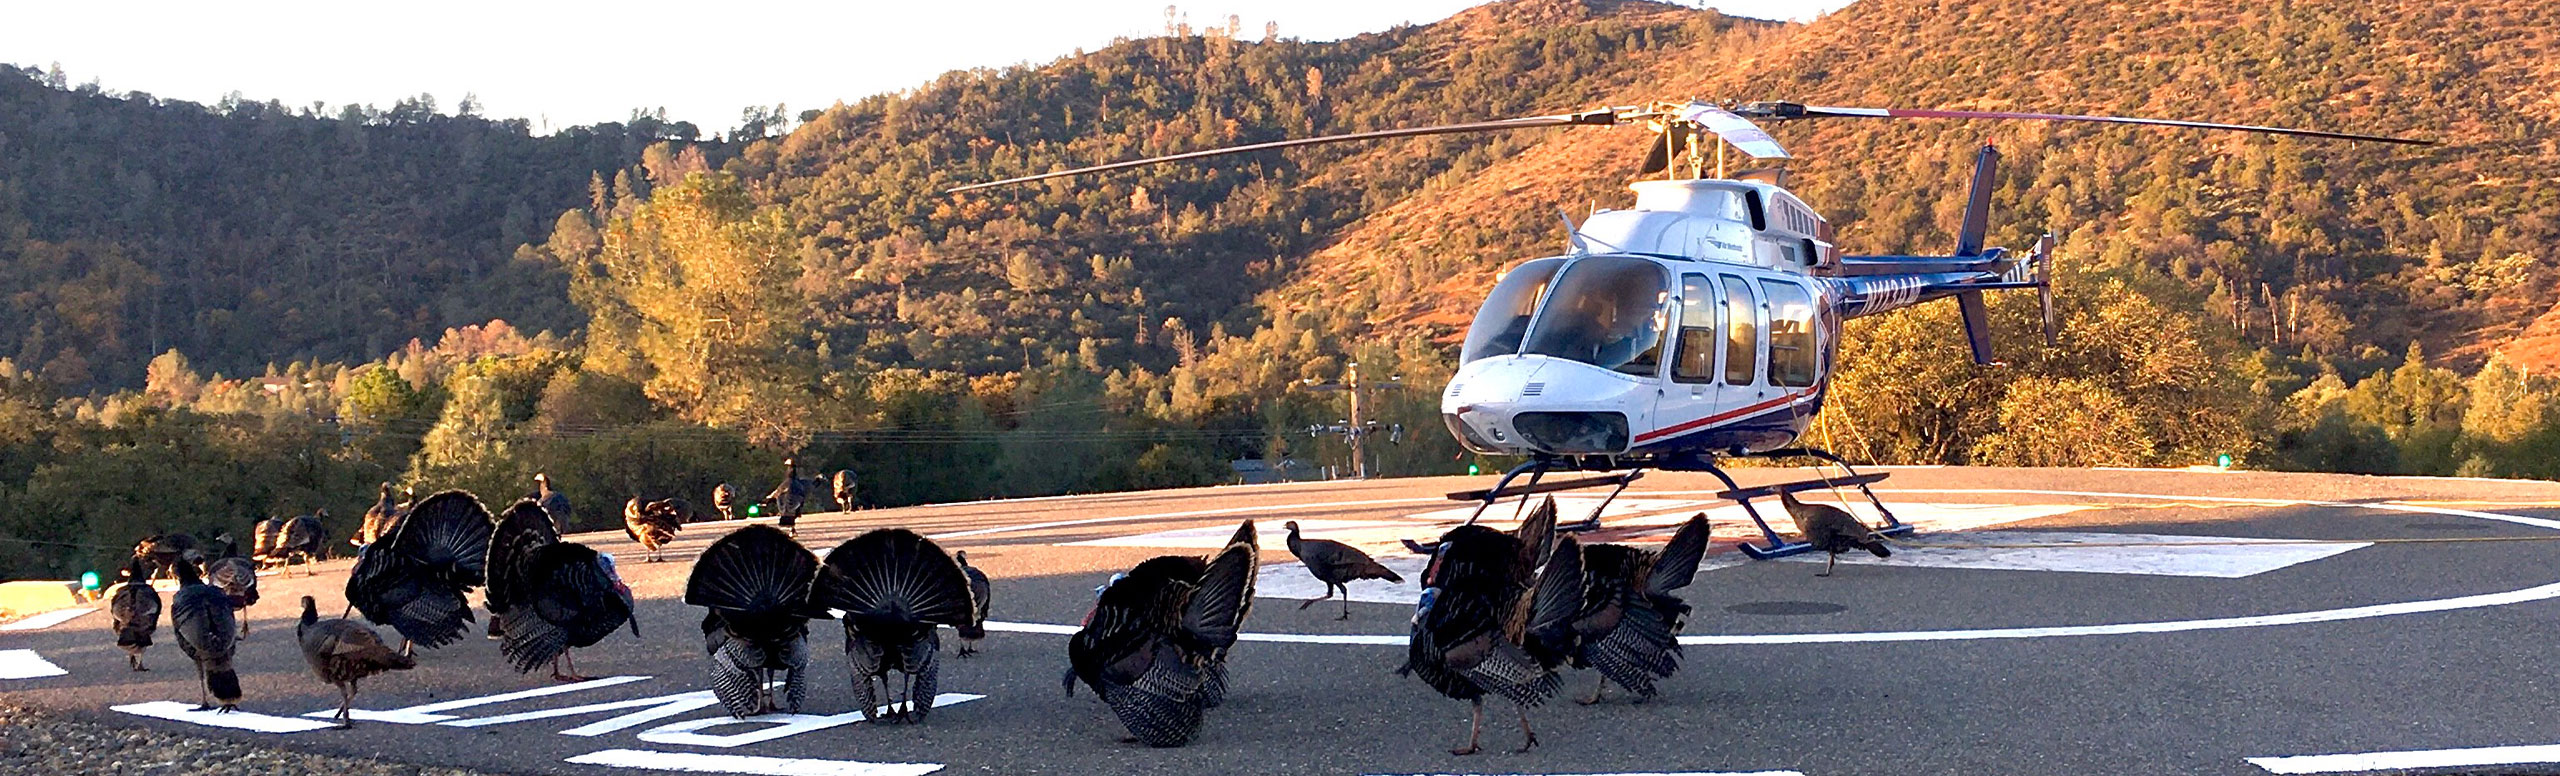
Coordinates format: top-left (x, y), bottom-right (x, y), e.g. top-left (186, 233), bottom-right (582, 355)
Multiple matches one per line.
top-left (1954, 142), bottom-right (1998, 257)
top-left (1958, 290), bottom-right (1996, 366)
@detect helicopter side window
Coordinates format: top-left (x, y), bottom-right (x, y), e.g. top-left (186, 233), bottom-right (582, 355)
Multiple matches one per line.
top-left (1460, 257), bottom-right (1568, 364)
top-left (1520, 256), bottom-right (1670, 377)
top-left (1720, 274), bottom-right (1758, 385)
top-left (1761, 278), bottom-right (1818, 388)
top-left (1673, 273), bottom-right (1717, 384)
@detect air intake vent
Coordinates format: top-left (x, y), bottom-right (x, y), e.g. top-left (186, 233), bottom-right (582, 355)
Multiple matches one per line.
top-left (1446, 383), bottom-right (1463, 397)
top-left (1522, 382), bottom-right (1545, 397)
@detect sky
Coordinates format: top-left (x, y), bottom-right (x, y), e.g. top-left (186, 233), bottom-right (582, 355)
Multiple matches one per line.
top-left (2, 0), bottom-right (1851, 135)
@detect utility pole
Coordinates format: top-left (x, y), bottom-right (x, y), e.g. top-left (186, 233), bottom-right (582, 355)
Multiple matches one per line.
top-left (1302, 361), bottom-right (1404, 479)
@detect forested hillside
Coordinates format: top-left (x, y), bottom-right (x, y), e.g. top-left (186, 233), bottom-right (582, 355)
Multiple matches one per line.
top-left (4, 0), bottom-right (2557, 581)
top-left (0, 66), bottom-right (694, 388)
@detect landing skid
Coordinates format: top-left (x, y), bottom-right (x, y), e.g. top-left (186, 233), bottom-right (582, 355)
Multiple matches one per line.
top-left (1403, 448), bottom-right (1910, 559)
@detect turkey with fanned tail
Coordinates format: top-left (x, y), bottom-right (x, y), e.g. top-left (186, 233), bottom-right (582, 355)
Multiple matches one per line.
top-left (487, 499), bottom-right (637, 680)
top-left (1568, 514), bottom-right (1710, 704)
top-left (811, 529), bottom-right (977, 722)
top-left (345, 490), bottom-right (492, 654)
top-left (203, 536), bottom-right (260, 637)
top-left (1066, 521), bottom-right (1257, 747)
top-left (624, 497), bottom-right (686, 563)
top-left (685, 524), bottom-right (824, 718)
top-left (1403, 522), bottom-right (1586, 755)
top-left (483, 500), bottom-right (560, 642)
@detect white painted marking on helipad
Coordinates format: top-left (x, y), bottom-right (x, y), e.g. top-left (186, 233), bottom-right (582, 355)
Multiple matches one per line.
top-left (2247, 742), bottom-right (2560, 773)
top-left (566, 749), bottom-right (944, 776)
top-left (1806, 531), bottom-right (2368, 578)
top-left (115, 701), bottom-right (340, 733)
top-left (0, 607), bottom-right (97, 631)
top-left (635, 693), bottom-right (985, 748)
top-left (311, 674), bottom-right (651, 723)
top-left (441, 689), bottom-right (721, 733)
top-left (0, 649), bottom-right (67, 679)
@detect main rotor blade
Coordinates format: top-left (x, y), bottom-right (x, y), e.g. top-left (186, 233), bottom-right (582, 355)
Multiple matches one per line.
top-left (1677, 102), bottom-right (1790, 159)
top-left (946, 109), bottom-right (1623, 194)
top-left (1763, 103), bottom-right (2432, 145)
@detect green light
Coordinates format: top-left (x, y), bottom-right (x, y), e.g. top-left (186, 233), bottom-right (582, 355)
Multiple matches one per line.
top-left (1467, 463), bottom-right (1481, 476)
top-left (80, 571), bottom-right (101, 591)
top-left (2217, 454), bottom-right (2233, 468)
top-left (747, 504), bottom-right (762, 517)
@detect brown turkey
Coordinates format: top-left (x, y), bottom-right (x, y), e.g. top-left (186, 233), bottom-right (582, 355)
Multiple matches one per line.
top-left (297, 595), bottom-right (415, 728)
top-left (1281, 520), bottom-right (1403, 620)
top-left (105, 556), bottom-right (160, 671)
top-left (1778, 490), bottom-right (1891, 576)
top-left (624, 497), bottom-right (685, 562)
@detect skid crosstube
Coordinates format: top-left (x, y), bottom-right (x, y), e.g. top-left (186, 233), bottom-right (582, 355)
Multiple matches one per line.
top-left (1401, 460), bottom-right (1645, 554)
top-left (1409, 447), bottom-right (1906, 558)
top-left (1711, 448), bottom-right (1907, 558)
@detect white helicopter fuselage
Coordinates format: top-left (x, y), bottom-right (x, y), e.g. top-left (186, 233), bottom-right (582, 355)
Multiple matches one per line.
top-left (1441, 178), bottom-right (1847, 462)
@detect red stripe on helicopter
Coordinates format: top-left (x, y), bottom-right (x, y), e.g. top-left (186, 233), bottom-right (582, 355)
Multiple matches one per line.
top-left (1632, 387), bottom-right (1820, 444)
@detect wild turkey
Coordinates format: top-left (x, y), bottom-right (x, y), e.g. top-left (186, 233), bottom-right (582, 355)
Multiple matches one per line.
top-left (356, 482), bottom-right (403, 547)
top-left (1282, 520), bottom-right (1403, 620)
top-left (686, 524), bottom-right (824, 718)
top-left (1196, 520), bottom-right (1258, 710)
top-left (1066, 523), bottom-right (1257, 747)
top-left (711, 483), bottom-right (740, 521)
top-left (203, 538), bottom-right (261, 638)
top-left (297, 595), bottom-right (414, 728)
top-left (1568, 514), bottom-right (1711, 704)
top-left (105, 556), bottom-right (161, 671)
top-left (624, 497), bottom-right (685, 563)
top-left (830, 469), bottom-right (858, 511)
top-left (345, 491), bottom-right (493, 654)
top-left (1778, 490), bottom-right (1892, 576)
top-left (252, 518), bottom-right (285, 567)
top-left (169, 559), bottom-right (242, 712)
top-left (498, 543), bottom-right (638, 682)
top-left (953, 550), bottom-right (992, 657)
top-left (533, 473), bottom-right (573, 533)
top-left (1402, 523), bottom-right (1586, 755)
top-left (277, 511), bottom-right (326, 575)
top-left (764, 458), bottom-right (812, 534)
top-left (811, 529), bottom-right (976, 722)
top-left (484, 500), bottom-right (561, 642)
top-left (136, 533), bottom-right (199, 579)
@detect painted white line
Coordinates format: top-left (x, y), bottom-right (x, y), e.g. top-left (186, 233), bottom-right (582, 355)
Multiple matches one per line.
top-left (114, 701), bottom-right (341, 733)
top-left (310, 674), bottom-right (652, 723)
top-left (566, 749), bottom-right (943, 776)
top-left (635, 693), bottom-right (986, 748)
top-left (441, 689), bottom-right (722, 734)
top-left (927, 496), bottom-right (1445, 540)
top-left (0, 649), bottom-right (67, 679)
top-left (1808, 531), bottom-right (2369, 578)
top-left (2247, 743), bottom-right (2560, 773)
top-left (0, 607), bottom-right (97, 631)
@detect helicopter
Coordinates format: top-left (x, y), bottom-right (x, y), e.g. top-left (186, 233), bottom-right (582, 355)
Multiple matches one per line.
top-left (953, 99), bottom-right (2429, 559)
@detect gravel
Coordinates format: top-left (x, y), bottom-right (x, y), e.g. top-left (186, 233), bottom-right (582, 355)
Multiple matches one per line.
top-left (0, 704), bottom-right (508, 776)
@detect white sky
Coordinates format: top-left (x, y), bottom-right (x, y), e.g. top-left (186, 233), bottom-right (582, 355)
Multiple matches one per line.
top-left (2, 0), bottom-right (1848, 135)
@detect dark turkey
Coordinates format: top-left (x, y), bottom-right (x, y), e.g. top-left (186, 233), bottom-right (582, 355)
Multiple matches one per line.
top-left (764, 458), bottom-right (812, 534)
top-left (345, 491), bottom-right (492, 653)
top-left (812, 529), bottom-right (977, 722)
top-left (499, 543), bottom-right (638, 681)
top-left (357, 482), bottom-right (403, 547)
top-left (533, 473), bottom-right (573, 533)
top-left (105, 556), bottom-right (160, 671)
top-left (1282, 520), bottom-right (1402, 620)
top-left (1569, 514), bottom-right (1710, 704)
top-left (298, 595), bottom-right (414, 728)
top-left (1066, 522), bottom-right (1257, 747)
top-left (831, 469), bottom-right (858, 511)
top-left (276, 511), bottom-right (327, 575)
top-left (624, 497), bottom-right (685, 563)
top-left (170, 560), bottom-right (242, 712)
top-left (203, 538), bottom-right (261, 638)
top-left (136, 533), bottom-right (199, 579)
top-left (1402, 523), bottom-right (1586, 755)
top-left (484, 500), bottom-right (561, 643)
top-left (1778, 490), bottom-right (1891, 576)
top-left (686, 524), bottom-right (824, 718)
top-left (953, 550), bottom-right (992, 656)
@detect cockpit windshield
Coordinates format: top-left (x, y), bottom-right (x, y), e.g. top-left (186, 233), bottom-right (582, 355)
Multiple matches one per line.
top-left (1519, 256), bottom-right (1669, 376)
top-left (1460, 257), bottom-right (1567, 364)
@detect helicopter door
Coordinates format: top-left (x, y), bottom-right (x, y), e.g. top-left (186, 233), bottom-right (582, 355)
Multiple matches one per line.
top-left (1668, 273), bottom-right (1722, 418)
top-left (1719, 273), bottom-right (1765, 407)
